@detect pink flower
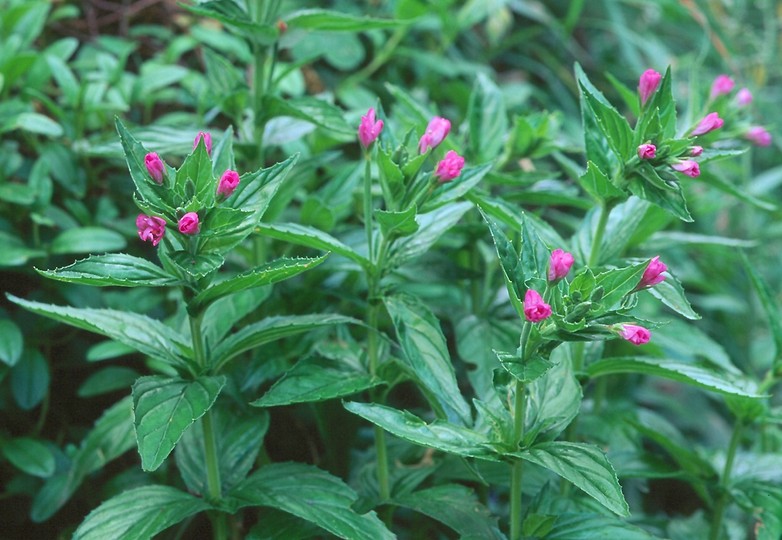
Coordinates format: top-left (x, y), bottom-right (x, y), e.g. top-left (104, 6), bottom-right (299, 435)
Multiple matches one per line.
top-left (637, 144), bottom-right (656, 160)
top-left (178, 212), bottom-right (200, 235)
top-left (434, 150), bottom-right (465, 182)
top-left (690, 145), bottom-right (704, 157)
top-left (745, 126), bottom-right (772, 147)
top-left (637, 256), bottom-right (667, 289)
top-left (144, 152), bottom-right (165, 184)
top-left (136, 214), bottom-right (166, 246)
top-left (638, 69), bottom-right (662, 105)
top-left (735, 88), bottom-right (753, 106)
top-left (548, 249), bottom-right (574, 282)
top-left (671, 160), bottom-right (700, 178)
top-left (193, 131), bottom-right (212, 155)
top-left (358, 107), bottom-right (384, 149)
top-left (619, 324), bottom-right (651, 345)
top-left (217, 169), bottom-right (240, 197)
top-left (691, 112), bottom-right (724, 136)
top-left (523, 289), bottom-right (552, 323)
top-left (418, 116), bottom-right (451, 153)
top-left (710, 74), bottom-right (735, 98)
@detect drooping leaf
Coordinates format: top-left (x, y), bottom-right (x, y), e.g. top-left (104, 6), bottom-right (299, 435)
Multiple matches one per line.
top-left (224, 462), bottom-right (394, 540)
top-left (37, 253), bottom-right (181, 287)
top-left (132, 375), bottom-right (226, 471)
top-left (256, 222), bottom-right (369, 268)
top-left (72, 485), bottom-right (211, 540)
top-left (647, 273), bottom-right (700, 320)
top-left (390, 201), bottom-right (472, 267)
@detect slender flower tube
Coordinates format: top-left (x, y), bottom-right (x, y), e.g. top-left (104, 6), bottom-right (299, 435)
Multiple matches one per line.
top-left (178, 212), bottom-right (200, 235)
top-left (418, 116), bottom-right (451, 153)
top-left (690, 146), bottom-right (704, 157)
top-left (637, 144), bottom-right (656, 160)
top-left (735, 88), bottom-right (753, 106)
top-left (144, 152), bottom-right (165, 184)
top-left (671, 160), bottom-right (700, 178)
top-left (638, 69), bottom-right (662, 105)
top-left (523, 289), bottom-right (552, 323)
top-left (710, 74), bottom-right (735, 98)
top-left (745, 126), bottom-right (772, 147)
top-left (637, 256), bottom-right (667, 289)
top-left (619, 324), bottom-right (651, 345)
top-left (548, 249), bottom-right (574, 282)
top-left (193, 131), bottom-right (212, 155)
top-left (217, 169), bottom-right (240, 197)
top-left (691, 112), bottom-right (724, 136)
top-left (434, 150), bottom-right (465, 182)
top-left (136, 214), bottom-right (166, 246)
top-left (358, 107), bottom-right (384, 149)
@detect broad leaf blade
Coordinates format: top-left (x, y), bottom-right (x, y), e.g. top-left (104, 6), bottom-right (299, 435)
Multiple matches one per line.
top-left (132, 375), bottom-right (226, 471)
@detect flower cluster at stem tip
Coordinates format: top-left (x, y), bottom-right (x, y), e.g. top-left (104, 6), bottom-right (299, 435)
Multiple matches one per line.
top-left (358, 107), bottom-right (384, 149)
top-left (523, 289), bottom-right (551, 323)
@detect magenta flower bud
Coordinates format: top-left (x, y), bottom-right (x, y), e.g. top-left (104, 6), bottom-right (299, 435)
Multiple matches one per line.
top-left (193, 131), bottom-right (212, 155)
top-left (136, 214), bottom-right (166, 246)
top-left (690, 145), bottom-right (704, 157)
top-left (638, 69), bottom-right (662, 106)
top-left (217, 169), bottom-right (240, 197)
top-left (358, 107), bottom-right (384, 149)
top-left (434, 150), bottom-right (465, 182)
top-left (548, 249), bottom-right (574, 282)
top-left (637, 256), bottom-right (667, 289)
top-left (710, 74), bottom-right (735, 98)
top-left (178, 212), bottom-right (200, 235)
top-left (671, 160), bottom-right (700, 178)
top-left (735, 88), bottom-right (753, 106)
top-left (745, 126), bottom-right (772, 147)
top-left (691, 112), bottom-right (724, 136)
top-left (619, 324), bottom-right (651, 345)
top-left (144, 152), bottom-right (165, 184)
top-left (523, 289), bottom-right (552, 323)
top-left (637, 144), bottom-right (656, 160)
top-left (418, 116), bottom-right (451, 153)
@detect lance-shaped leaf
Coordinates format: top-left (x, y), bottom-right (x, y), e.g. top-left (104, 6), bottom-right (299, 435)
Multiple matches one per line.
top-left (344, 402), bottom-right (499, 461)
top-left (424, 162), bottom-right (493, 211)
top-left (741, 251), bottom-right (782, 366)
top-left (647, 272), bottom-right (700, 320)
top-left (183, 1), bottom-right (277, 43)
top-left (176, 139), bottom-right (215, 208)
top-left (479, 207), bottom-right (524, 316)
top-left (224, 462), bottom-right (393, 540)
top-left (50, 227), bottom-right (126, 255)
top-left (285, 8), bottom-right (405, 31)
top-left (375, 206), bottom-right (419, 240)
top-left (385, 295), bottom-right (471, 425)
top-left (37, 253), bottom-right (181, 287)
top-left (72, 485), bottom-right (211, 540)
top-left (495, 349), bottom-right (554, 383)
top-left (132, 375), bottom-right (226, 471)
top-left (261, 96), bottom-right (353, 138)
top-left (391, 201), bottom-right (472, 267)
top-left (1, 437), bottom-right (55, 478)
top-left (467, 73), bottom-right (507, 163)
top-left (0, 319), bottom-right (23, 367)
top-left (593, 261), bottom-right (647, 309)
top-left (511, 441), bottom-right (629, 516)
top-left (587, 357), bottom-right (763, 397)
top-left (520, 213), bottom-right (551, 282)
top-left (8, 295), bottom-right (193, 372)
top-left (578, 161), bottom-right (626, 204)
top-left (212, 314), bottom-right (357, 371)
top-left (192, 255), bottom-right (327, 309)
top-left (544, 513), bottom-right (657, 539)
top-left (256, 222), bottom-right (369, 268)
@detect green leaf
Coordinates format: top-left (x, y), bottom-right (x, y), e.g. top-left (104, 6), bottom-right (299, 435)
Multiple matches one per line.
top-left (495, 350), bottom-right (554, 383)
top-left (391, 201), bottom-right (472, 267)
top-left (545, 513), bottom-right (657, 539)
top-left (1, 437), bottom-right (55, 477)
top-left (8, 295), bottom-right (194, 372)
top-left (424, 162), bottom-right (493, 210)
top-left (132, 375), bottom-right (226, 471)
top-left (587, 357), bottom-right (763, 397)
top-left (578, 161), bottom-right (626, 203)
top-left (643, 67), bottom-right (676, 139)
top-left (50, 227), bottom-right (126, 255)
top-left (176, 138), bottom-right (216, 208)
top-left (252, 357), bottom-right (381, 407)
top-left (12, 112), bottom-right (63, 137)
top-left (0, 319), bottom-right (23, 367)
top-left (10, 349), bottom-right (49, 410)
top-left (627, 166), bottom-right (692, 222)
top-left (262, 96), bottom-right (353, 138)
top-left (375, 206), bottom-right (419, 240)
top-left (648, 273), bottom-right (700, 320)
top-left (741, 252), bottom-right (782, 365)
top-left (520, 213), bottom-right (551, 282)
top-left (523, 349), bottom-right (582, 444)
top-left (512, 441), bottom-right (629, 516)
top-left (32, 397), bottom-right (135, 522)
top-left (698, 168), bottom-right (777, 212)
top-left (169, 250), bottom-right (225, 279)
top-left (385, 295), bottom-right (471, 425)
top-left (0, 231), bottom-right (45, 266)
top-left (256, 222), bottom-right (369, 268)
top-left (285, 9), bottom-right (404, 31)
top-left (192, 255), bottom-right (327, 309)
top-left (183, 0), bottom-right (277, 44)
top-left (593, 261), bottom-right (647, 309)
top-left (392, 484), bottom-right (504, 539)
top-left (78, 367), bottom-right (140, 397)
top-left (479, 207), bottom-right (524, 315)
top-left (203, 286), bottom-right (271, 349)
top-left (212, 314), bottom-right (357, 371)
top-left (344, 402), bottom-right (498, 460)
top-left (72, 485), bottom-right (211, 540)
top-left (468, 73), bottom-right (507, 162)
top-left (225, 462), bottom-right (394, 540)
top-left (377, 149), bottom-right (405, 211)
top-left (37, 253), bottom-right (181, 287)
top-left (175, 404), bottom-right (269, 496)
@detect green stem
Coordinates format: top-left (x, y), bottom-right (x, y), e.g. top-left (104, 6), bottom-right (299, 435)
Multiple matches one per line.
top-left (364, 157), bottom-right (374, 262)
top-left (709, 421), bottom-right (743, 540)
top-left (588, 203), bottom-right (611, 267)
top-left (367, 287), bottom-right (391, 501)
top-left (509, 380), bottom-right (526, 540)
